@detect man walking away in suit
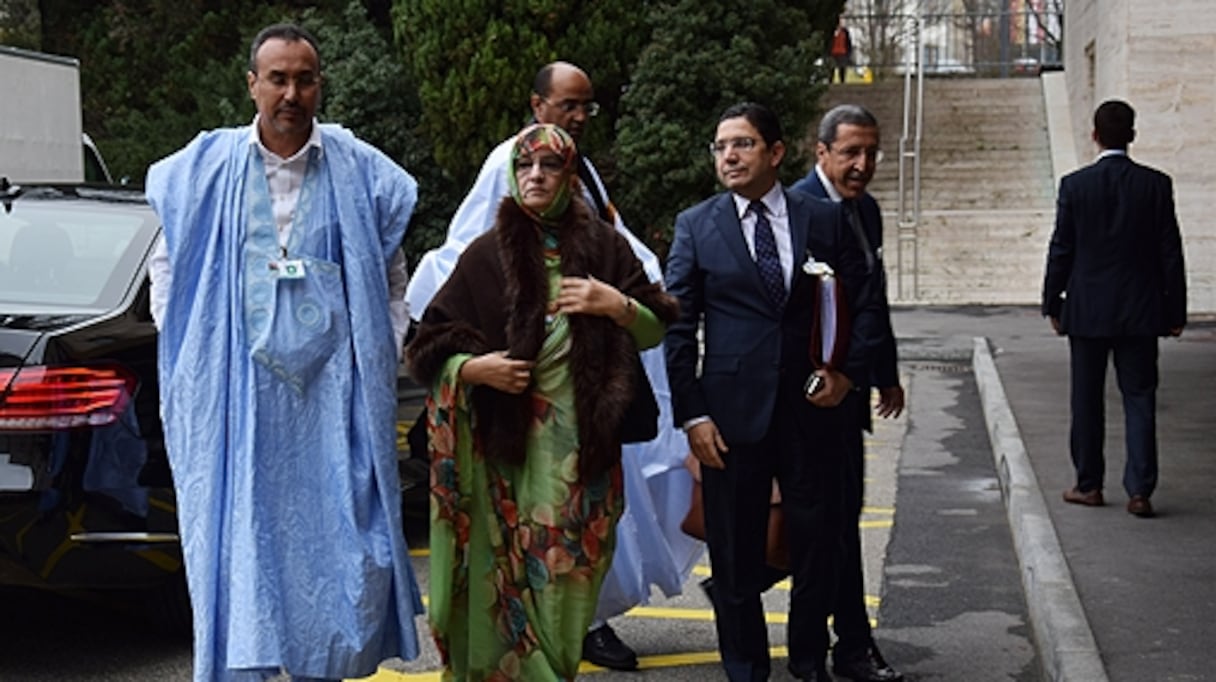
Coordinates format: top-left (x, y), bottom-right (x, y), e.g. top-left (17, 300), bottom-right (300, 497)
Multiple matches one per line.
top-left (791, 103), bottom-right (904, 682)
top-left (1042, 98), bottom-right (1186, 519)
top-left (666, 102), bottom-right (880, 682)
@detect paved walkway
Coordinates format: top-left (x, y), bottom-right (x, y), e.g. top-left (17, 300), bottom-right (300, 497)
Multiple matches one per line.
top-left (896, 305), bottom-right (1216, 682)
top-left (371, 304), bottom-right (1212, 682)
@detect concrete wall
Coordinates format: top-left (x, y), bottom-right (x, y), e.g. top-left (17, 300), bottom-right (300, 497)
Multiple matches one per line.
top-left (1065, 0), bottom-right (1215, 313)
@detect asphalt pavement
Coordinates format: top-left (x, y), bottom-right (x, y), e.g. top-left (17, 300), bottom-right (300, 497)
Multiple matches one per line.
top-left (382, 305), bottom-right (1214, 682)
top-left (895, 305), bottom-right (1216, 682)
top-left (13, 305), bottom-right (1202, 680)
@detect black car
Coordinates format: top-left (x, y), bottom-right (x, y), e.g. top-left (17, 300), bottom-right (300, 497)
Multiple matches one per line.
top-left (0, 180), bottom-right (427, 630)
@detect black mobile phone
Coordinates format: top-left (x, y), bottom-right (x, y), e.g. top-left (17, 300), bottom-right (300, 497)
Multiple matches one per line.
top-left (804, 372), bottom-right (825, 397)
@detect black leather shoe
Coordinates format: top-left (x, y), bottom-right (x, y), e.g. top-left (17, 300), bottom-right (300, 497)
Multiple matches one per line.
top-left (833, 645), bottom-right (904, 682)
top-left (582, 623), bottom-right (639, 670)
top-left (788, 662), bottom-right (832, 681)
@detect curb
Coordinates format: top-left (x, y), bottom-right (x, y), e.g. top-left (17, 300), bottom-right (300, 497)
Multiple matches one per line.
top-left (971, 337), bottom-right (1108, 682)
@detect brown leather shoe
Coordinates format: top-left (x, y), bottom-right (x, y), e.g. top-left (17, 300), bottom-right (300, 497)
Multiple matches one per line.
top-left (1062, 487), bottom-right (1104, 506)
top-left (1127, 495), bottom-right (1154, 518)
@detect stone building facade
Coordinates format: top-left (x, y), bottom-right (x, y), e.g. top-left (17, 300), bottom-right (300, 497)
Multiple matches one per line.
top-left (1064, 0), bottom-right (1215, 313)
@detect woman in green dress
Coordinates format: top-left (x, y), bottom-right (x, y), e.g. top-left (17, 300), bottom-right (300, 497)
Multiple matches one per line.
top-left (406, 123), bottom-right (678, 681)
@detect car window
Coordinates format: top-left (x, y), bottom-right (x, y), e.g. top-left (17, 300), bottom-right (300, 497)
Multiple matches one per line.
top-left (0, 201), bottom-right (157, 309)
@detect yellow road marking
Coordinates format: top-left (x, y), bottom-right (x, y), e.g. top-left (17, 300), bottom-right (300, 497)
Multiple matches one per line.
top-left (348, 647), bottom-right (793, 681)
top-left (622, 605), bottom-right (713, 621)
top-left (382, 473), bottom-right (898, 682)
top-left (860, 519), bottom-right (894, 529)
top-left (623, 605), bottom-right (786, 623)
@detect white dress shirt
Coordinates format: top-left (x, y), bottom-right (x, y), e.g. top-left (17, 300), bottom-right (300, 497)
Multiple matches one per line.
top-left (814, 164), bottom-right (844, 202)
top-left (731, 183), bottom-right (794, 288)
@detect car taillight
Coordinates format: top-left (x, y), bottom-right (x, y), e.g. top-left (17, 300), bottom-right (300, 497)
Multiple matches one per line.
top-left (0, 365), bottom-right (137, 430)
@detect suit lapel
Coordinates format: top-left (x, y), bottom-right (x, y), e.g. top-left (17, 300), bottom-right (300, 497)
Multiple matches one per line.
top-left (786, 190), bottom-right (810, 273)
top-left (711, 194), bottom-right (762, 283)
top-left (806, 173), bottom-right (830, 200)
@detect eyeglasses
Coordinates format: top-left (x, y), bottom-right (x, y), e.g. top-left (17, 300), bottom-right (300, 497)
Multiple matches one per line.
top-left (515, 154), bottom-right (568, 176)
top-left (827, 144), bottom-right (884, 164)
top-left (709, 137), bottom-right (759, 156)
top-left (541, 97), bottom-right (600, 117)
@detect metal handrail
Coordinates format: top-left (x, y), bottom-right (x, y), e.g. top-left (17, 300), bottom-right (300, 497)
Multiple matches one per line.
top-left (895, 13), bottom-right (924, 301)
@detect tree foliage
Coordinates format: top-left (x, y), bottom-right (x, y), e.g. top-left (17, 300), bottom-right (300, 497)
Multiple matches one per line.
top-left (391, 0), bottom-right (649, 191)
top-left (31, 0), bottom-right (845, 263)
top-left (613, 0), bottom-right (842, 251)
top-left (0, 0), bottom-right (41, 48)
top-left (39, 1), bottom-right (290, 181)
top-left (34, 0), bottom-right (448, 254)
top-left (304, 1), bottom-right (458, 261)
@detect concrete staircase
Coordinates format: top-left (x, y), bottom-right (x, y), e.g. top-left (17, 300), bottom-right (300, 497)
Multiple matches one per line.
top-left (818, 78), bottom-right (1056, 304)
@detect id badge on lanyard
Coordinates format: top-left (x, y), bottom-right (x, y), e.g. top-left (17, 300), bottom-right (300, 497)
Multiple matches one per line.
top-left (272, 258), bottom-right (307, 279)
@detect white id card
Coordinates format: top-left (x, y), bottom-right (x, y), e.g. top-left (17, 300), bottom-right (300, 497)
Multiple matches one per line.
top-left (276, 259), bottom-right (306, 279)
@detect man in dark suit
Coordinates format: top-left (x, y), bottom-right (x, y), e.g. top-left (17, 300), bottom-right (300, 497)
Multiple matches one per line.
top-left (1042, 98), bottom-right (1187, 519)
top-left (665, 102), bottom-right (880, 682)
top-left (790, 104), bottom-right (904, 682)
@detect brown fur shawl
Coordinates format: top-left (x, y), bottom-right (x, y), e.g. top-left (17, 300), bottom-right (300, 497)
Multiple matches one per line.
top-left (406, 195), bottom-right (678, 481)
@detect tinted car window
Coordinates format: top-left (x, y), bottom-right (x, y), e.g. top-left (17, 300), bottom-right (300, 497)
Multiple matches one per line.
top-left (0, 200), bottom-right (157, 309)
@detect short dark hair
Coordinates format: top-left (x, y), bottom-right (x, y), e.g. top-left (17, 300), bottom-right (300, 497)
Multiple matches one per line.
top-left (533, 63), bottom-right (557, 97)
top-left (1093, 99), bottom-right (1135, 149)
top-left (248, 23), bottom-right (322, 74)
top-left (532, 61), bottom-right (589, 98)
top-left (718, 102), bottom-right (783, 148)
top-left (818, 104), bottom-right (879, 145)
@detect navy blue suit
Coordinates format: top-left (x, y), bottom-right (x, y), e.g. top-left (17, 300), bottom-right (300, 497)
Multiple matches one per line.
top-left (789, 169), bottom-right (899, 661)
top-left (1042, 152), bottom-right (1186, 498)
top-left (665, 188), bottom-right (879, 680)
top-left (789, 170), bottom-right (898, 404)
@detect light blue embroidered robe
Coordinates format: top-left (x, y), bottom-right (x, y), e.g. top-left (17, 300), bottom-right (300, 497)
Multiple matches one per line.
top-left (146, 124), bottom-right (423, 681)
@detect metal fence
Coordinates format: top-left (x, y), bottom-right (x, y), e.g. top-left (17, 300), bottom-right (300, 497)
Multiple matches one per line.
top-left (845, 8), bottom-right (1063, 79)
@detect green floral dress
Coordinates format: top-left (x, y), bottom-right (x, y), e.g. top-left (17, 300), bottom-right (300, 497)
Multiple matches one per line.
top-left (427, 257), bottom-right (623, 681)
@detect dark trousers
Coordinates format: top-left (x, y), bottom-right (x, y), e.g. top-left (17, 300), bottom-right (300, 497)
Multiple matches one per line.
top-left (702, 386), bottom-right (845, 681)
top-left (832, 56), bottom-right (849, 83)
top-left (1068, 335), bottom-right (1159, 497)
top-left (831, 392), bottom-right (874, 658)
top-left (755, 392), bottom-right (873, 659)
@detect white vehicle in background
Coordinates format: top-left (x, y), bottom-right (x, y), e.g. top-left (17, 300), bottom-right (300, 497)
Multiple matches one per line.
top-left (0, 45), bottom-right (110, 184)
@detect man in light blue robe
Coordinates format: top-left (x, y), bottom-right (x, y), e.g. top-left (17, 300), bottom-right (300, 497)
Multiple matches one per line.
top-left (406, 61), bottom-right (703, 671)
top-left (144, 24), bottom-right (422, 681)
